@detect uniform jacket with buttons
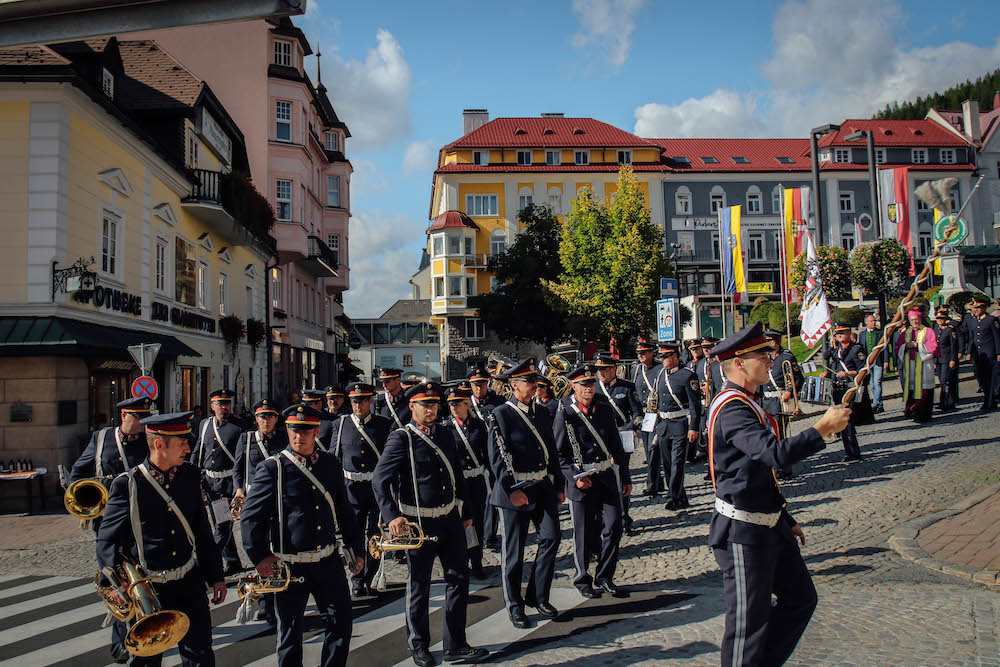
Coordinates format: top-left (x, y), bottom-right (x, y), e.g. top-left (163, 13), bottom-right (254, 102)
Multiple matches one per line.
top-left (194, 417), bottom-right (243, 473)
top-left (470, 391), bottom-right (504, 422)
top-left (934, 322), bottom-right (960, 365)
top-left (375, 391), bottom-right (411, 429)
top-left (598, 378), bottom-right (643, 430)
top-left (446, 416), bottom-right (490, 481)
top-left (330, 413), bottom-right (392, 507)
top-left (553, 396), bottom-right (630, 502)
top-left (761, 349), bottom-right (804, 416)
top-left (656, 366), bottom-right (702, 426)
top-left (71, 428), bottom-right (149, 484)
top-left (233, 428), bottom-right (288, 493)
top-left (97, 460), bottom-right (223, 585)
top-left (708, 383), bottom-right (825, 548)
top-left (963, 313), bottom-right (1000, 358)
top-left (487, 400), bottom-right (565, 510)
top-left (632, 363), bottom-right (661, 410)
top-left (825, 343), bottom-right (865, 388)
top-left (316, 411), bottom-right (339, 452)
top-left (241, 446), bottom-right (363, 566)
top-left (373, 421), bottom-right (471, 523)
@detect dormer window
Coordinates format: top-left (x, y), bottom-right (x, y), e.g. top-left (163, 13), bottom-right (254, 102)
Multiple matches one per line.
top-left (324, 131), bottom-right (339, 152)
top-left (101, 68), bottom-right (114, 98)
top-left (274, 40), bottom-right (293, 67)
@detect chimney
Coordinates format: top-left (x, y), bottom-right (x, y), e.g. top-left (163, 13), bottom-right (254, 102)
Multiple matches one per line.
top-left (540, 112), bottom-right (564, 118)
top-left (962, 99), bottom-right (981, 144)
top-left (463, 109), bottom-right (488, 136)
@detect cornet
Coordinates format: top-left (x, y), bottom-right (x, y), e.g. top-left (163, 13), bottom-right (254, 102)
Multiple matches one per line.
top-left (368, 522), bottom-right (438, 560)
top-left (237, 561), bottom-right (304, 600)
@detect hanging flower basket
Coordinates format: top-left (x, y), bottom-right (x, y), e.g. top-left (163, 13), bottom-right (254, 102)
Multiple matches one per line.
top-left (219, 314), bottom-right (246, 360)
top-left (246, 318), bottom-right (267, 363)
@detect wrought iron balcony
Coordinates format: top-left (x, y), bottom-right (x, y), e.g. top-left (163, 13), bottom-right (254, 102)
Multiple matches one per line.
top-left (302, 235), bottom-right (339, 277)
top-left (182, 169), bottom-right (276, 253)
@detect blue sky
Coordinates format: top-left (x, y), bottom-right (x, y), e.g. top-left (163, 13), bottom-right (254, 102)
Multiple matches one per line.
top-left (297, 0), bottom-right (1000, 318)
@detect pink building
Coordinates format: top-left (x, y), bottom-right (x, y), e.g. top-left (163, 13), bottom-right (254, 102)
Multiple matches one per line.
top-left (129, 17), bottom-right (353, 403)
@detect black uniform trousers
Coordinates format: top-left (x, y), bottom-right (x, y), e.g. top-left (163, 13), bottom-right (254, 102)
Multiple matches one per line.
top-left (404, 514), bottom-right (469, 652)
top-left (498, 487), bottom-right (561, 613)
top-left (639, 429), bottom-right (662, 492)
top-left (656, 417), bottom-right (689, 505)
top-left (463, 474), bottom-right (488, 569)
top-left (714, 537), bottom-right (817, 667)
top-left (830, 387), bottom-right (860, 459)
top-left (274, 555), bottom-right (352, 667)
top-left (345, 481), bottom-right (381, 589)
top-left (204, 475), bottom-right (240, 569)
top-left (972, 353), bottom-right (998, 409)
top-left (483, 491), bottom-right (499, 545)
top-left (568, 470), bottom-right (622, 588)
top-left (129, 569), bottom-right (215, 667)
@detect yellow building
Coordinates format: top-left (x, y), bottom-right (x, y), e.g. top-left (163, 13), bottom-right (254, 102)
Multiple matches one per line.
top-left (0, 38), bottom-right (273, 506)
top-left (427, 110), bottom-right (665, 378)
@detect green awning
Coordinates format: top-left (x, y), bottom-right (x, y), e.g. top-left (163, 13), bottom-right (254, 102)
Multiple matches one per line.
top-left (0, 317), bottom-right (200, 358)
top-left (958, 245), bottom-right (1000, 264)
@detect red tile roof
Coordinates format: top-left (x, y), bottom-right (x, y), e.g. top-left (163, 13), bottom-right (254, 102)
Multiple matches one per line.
top-left (0, 45), bottom-right (67, 66)
top-left (116, 40), bottom-right (204, 110)
top-left (444, 117), bottom-right (659, 149)
top-left (818, 119), bottom-right (967, 147)
top-left (435, 163), bottom-right (670, 174)
top-left (428, 210), bottom-right (479, 233)
top-left (648, 138), bottom-right (811, 172)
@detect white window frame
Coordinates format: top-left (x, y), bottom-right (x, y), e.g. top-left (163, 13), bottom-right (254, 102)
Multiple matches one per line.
top-left (324, 131), bottom-right (339, 152)
top-left (447, 275), bottom-right (462, 297)
top-left (545, 150), bottom-right (561, 165)
top-left (911, 148), bottom-right (928, 164)
top-left (518, 185), bottom-right (533, 212)
top-left (675, 186), bottom-right (691, 215)
top-left (402, 354), bottom-right (414, 368)
top-left (465, 276), bottom-right (476, 296)
top-left (574, 150), bottom-right (590, 165)
top-left (745, 186), bottom-right (762, 214)
top-left (490, 229), bottom-right (507, 256)
top-left (711, 232), bottom-right (721, 260)
top-left (187, 130), bottom-right (198, 169)
top-left (918, 223), bottom-right (934, 257)
top-left (447, 233), bottom-right (462, 256)
top-left (246, 284), bottom-right (255, 319)
top-left (834, 148), bottom-right (852, 163)
top-left (771, 185), bottom-right (782, 214)
top-left (274, 39), bottom-right (293, 67)
top-left (100, 209), bottom-right (122, 279)
top-left (197, 261), bottom-right (209, 310)
top-left (710, 186), bottom-right (726, 214)
top-left (915, 196), bottom-right (929, 211)
top-left (516, 150), bottom-right (532, 165)
top-left (433, 276), bottom-right (444, 297)
top-left (154, 236), bottom-right (169, 294)
top-left (748, 232), bottom-right (764, 260)
top-left (275, 100), bottom-right (292, 142)
top-left (839, 191), bottom-right (855, 213)
top-left (617, 150), bottom-right (632, 164)
top-left (326, 175), bottom-right (340, 207)
top-left (472, 151), bottom-right (489, 166)
top-left (271, 267), bottom-right (282, 309)
top-left (465, 318), bottom-right (485, 340)
top-left (939, 148), bottom-right (956, 165)
top-left (327, 233), bottom-right (340, 265)
top-left (547, 186), bottom-right (562, 214)
top-left (101, 68), bottom-right (114, 98)
top-left (432, 234), bottom-right (444, 257)
top-left (276, 179), bottom-right (292, 220)
top-left (465, 193), bottom-right (498, 217)
top-left (874, 149), bottom-right (886, 165)
top-left (218, 271), bottom-right (228, 316)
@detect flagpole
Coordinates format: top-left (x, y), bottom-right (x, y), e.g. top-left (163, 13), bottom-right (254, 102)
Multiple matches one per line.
top-left (718, 207), bottom-right (727, 337)
top-left (778, 184), bottom-right (791, 337)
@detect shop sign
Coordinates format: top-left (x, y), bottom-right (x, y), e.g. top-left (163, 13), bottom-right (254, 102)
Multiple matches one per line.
top-left (748, 282), bottom-right (773, 294)
top-left (200, 108), bottom-right (232, 165)
top-left (74, 284), bottom-right (142, 316)
top-left (152, 301), bottom-right (216, 333)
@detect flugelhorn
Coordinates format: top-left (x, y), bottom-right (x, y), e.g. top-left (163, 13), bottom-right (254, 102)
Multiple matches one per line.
top-left (95, 560), bottom-right (190, 657)
top-left (368, 522), bottom-right (437, 560)
top-left (237, 561), bottom-right (303, 600)
top-left (65, 476), bottom-right (114, 529)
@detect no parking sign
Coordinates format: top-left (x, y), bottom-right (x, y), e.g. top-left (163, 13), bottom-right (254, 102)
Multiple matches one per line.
top-left (131, 375), bottom-right (158, 400)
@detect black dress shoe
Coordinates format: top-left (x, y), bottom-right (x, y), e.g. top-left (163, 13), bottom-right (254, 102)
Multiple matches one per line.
top-left (509, 607), bottom-right (533, 629)
top-left (531, 601), bottom-right (558, 618)
top-left (470, 564), bottom-right (488, 581)
top-left (623, 515), bottom-right (635, 535)
top-left (483, 537), bottom-right (499, 552)
top-left (351, 582), bottom-right (365, 597)
top-left (642, 488), bottom-right (660, 497)
top-left (703, 472), bottom-right (712, 481)
top-left (577, 584), bottom-right (602, 599)
top-left (843, 455), bottom-right (862, 463)
top-left (444, 645), bottom-right (489, 663)
top-left (412, 647), bottom-right (436, 667)
top-left (665, 499), bottom-right (679, 511)
top-left (597, 580), bottom-right (630, 598)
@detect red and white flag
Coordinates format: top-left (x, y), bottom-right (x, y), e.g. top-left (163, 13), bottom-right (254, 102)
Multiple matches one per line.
top-left (798, 230), bottom-right (832, 347)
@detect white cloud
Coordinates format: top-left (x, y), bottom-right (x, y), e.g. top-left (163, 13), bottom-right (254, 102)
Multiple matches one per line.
top-left (570, 0), bottom-right (646, 68)
top-left (317, 28), bottom-right (413, 152)
top-left (632, 0), bottom-right (1000, 139)
top-left (401, 140), bottom-right (438, 178)
top-left (349, 158), bottom-right (389, 197)
top-left (343, 210), bottom-right (427, 318)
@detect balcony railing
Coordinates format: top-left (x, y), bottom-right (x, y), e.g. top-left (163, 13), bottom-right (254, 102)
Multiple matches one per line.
top-left (464, 253), bottom-right (490, 268)
top-left (183, 169), bottom-right (276, 253)
top-left (188, 168), bottom-right (222, 202)
top-left (302, 235), bottom-right (339, 277)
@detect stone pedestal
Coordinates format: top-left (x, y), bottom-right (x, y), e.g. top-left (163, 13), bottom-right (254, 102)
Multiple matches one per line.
top-left (938, 251), bottom-right (967, 301)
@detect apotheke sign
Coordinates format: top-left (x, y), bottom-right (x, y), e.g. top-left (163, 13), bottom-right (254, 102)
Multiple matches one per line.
top-left (73, 284), bottom-right (141, 317)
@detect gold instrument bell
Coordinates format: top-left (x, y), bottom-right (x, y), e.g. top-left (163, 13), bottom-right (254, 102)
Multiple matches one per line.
top-left (64, 477), bottom-right (113, 528)
top-left (237, 561), bottom-right (304, 600)
top-left (544, 353), bottom-right (573, 398)
top-left (96, 561), bottom-right (190, 657)
top-left (368, 522), bottom-right (437, 560)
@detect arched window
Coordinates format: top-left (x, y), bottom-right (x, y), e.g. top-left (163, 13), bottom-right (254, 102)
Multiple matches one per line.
top-left (675, 185), bottom-right (691, 215)
top-left (771, 185), bottom-right (782, 214)
top-left (490, 228), bottom-right (507, 256)
top-left (547, 186), bottom-right (562, 215)
top-left (745, 185), bottom-right (762, 214)
top-left (840, 221), bottom-right (856, 252)
top-left (710, 185), bottom-right (726, 213)
top-left (918, 221), bottom-right (933, 257)
top-left (518, 185), bottom-right (533, 212)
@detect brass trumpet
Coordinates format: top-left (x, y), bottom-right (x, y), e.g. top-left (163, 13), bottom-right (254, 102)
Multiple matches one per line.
top-left (65, 476), bottom-right (114, 529)
top-left (95, 560), bottom-right (190, 657)
top-left (237, 561), bottom-right (304, 600)
top-left (368, 522), bottom-right (438, 560)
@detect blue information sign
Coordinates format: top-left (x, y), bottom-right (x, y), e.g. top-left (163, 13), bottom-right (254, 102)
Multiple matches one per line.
top-left (660, 277), bottom-right (678, 299)
top-left (657, 299), bottom-right (677, 342)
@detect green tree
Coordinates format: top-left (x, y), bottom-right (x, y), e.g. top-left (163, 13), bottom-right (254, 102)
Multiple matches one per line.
top-left (547, 166), bottom-right (670, 344)
top-left (478, 203), bottom-right (568, 346)
top-left (788, 245), bottom-right (851, 300)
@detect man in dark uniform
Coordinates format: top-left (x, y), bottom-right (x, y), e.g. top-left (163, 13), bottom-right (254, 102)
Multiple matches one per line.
top-left (934, 309), bottom-right (960, 412)
top-left (487, 358), bottom-right (565, 629)
top-left (401, 373), bottom-right (424, 391)
top-left (632, 341), bottom-right (663, 496)
top-left (653, 343), bottom-right (702, 511)
top-left (594, 355), bottom-right (641, 533)
top-left (963, 294), bottom-right (1000, 411)
top-left (373, 382), bottom-right (489, 667)
top-left (685, 339), bottom-right (703, 372)
top-left (325, 386), bottom-right (351, 417)
top-left (375, 368), bottom-right (411, 429)
top-left (534, 377), bottom-right (559, 417)
top-left (468, 364), bottom-right (504, 551)
top-left (707, 323), bottom-right (851, 667)
top-left (822, 324), bottom-right (865, 462)
top-left (194, 389), bottom-right (244, 575)
top-left (444, 383), bottom-right (490, 580)
top-left (300, 389), bottom-right (336, 451)
top-left (693, 341), bottom-right (713, 464)
top-left (329, 382), bottom-right (392, 598)
top-left (233, 399), bottom-right (287, 625)
top-left (554, 363), bottom-right (631, 599)
top-left (97, 411), bottom-right (228, 667)
top-left (241, 404), bottom-right (365, 667)
top-left (71, 396), bottom-right (151, 663)
top-left (761, 329), bottom-right (805, 479)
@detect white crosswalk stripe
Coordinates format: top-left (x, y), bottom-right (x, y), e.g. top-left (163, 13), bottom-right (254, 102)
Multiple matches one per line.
top-left (0, 576), bottom-right (81, 602)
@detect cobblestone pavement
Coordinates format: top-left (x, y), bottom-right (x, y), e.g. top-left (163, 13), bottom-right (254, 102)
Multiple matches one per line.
top-left (1, 375), bottom-right (999, 665)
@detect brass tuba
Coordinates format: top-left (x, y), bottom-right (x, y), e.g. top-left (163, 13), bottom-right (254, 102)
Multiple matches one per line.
top-left (544, 353), bottom-right (573, 398)
top-left (237, 561), bottom-right (303, 600)
top-left (368, 522), bottom-right (438, 560)
top-left (65, 477), bottom-right (113, 529)
top-left (96, 560), bottom-right (190, 657)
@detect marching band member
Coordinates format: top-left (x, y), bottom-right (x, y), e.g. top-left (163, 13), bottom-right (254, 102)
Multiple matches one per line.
top-left (534, 376), bottom-right (559, 417)
top-left (962, 294), bottom-right (1000, 411)
top-left (325, 386), bottom-right (351, 417)
top-left (444, 382), bottom-right (490, 580)
top-left (373, 382), bottom-right (489, 667)
top-left (707, 323), bottom-right (850, 667)
top-left (934, 309), bottom-right (960, 412)
top-left (71, 395), bottom-right (151, 663)
top-left (97, 411), bottom-right (227, 667)
top-left (486, 358), bottom-right (565, 629)
top-left (233, 399), bottom-right (287, 625)
top-left (632, 341), bottom-right (664, 496)
top-left (375, 368), bottom-right (411, 429)
top-left (241, 404), bottom-right (365, 667)
top-left (822, 324), bottom-right (865, 461)
top-left (330, 382), bottom-right (392, 597)
top-left (593, 355), bottom-right (641, 534)
top-left (761, 329), bottom-right (804, 479)
top-left (300, 389), bottom-right (336, 450)
top-left (653, 342), bottom-right (702, 512)
top-left (194, 389), bottom-right (244, 576)
top-left (683, 341), bottom-right (708, 463)
top-left (468, 364), bottom-right (503, 551)
top-left (554, 363), bottom-right (631, 599)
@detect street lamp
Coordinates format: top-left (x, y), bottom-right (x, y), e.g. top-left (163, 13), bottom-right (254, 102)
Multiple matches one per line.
top-left (810, 123), bottom-right (841, 245)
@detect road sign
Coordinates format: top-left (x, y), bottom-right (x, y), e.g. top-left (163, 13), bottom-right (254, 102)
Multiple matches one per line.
top-left (657, 299), bottom-right (677, 342)
top-left (660, 278), bottom-right (678, 299)
top-left (933, 214), bottom-right (969, 247)
top-left (349, 334), bottom-right (362, 350)
top-left (127, 343), bottom-right (161, 375)
top-left (131, 375), bottom-right (158, 400)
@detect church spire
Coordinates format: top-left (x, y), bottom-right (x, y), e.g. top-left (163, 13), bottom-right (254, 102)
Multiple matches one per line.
top-left (315, 43), bottom-right (326, 92)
